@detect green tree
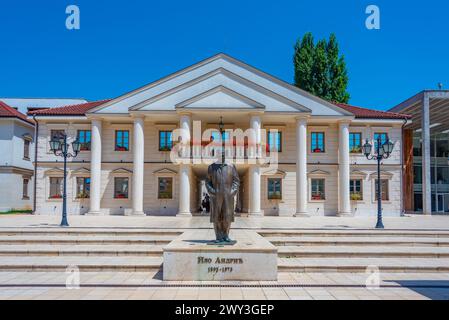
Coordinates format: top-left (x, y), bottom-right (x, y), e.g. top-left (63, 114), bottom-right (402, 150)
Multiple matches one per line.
top-left (293, 33), bottom-right (350, 103)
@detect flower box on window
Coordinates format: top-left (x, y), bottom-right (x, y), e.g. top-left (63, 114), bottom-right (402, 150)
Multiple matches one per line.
top-left (312, 194), bottom-right (324, 201)
top-left (77, 192), bottom-right (89, 199)
top-left (50, 194), bottom-right (62, 199)
top-left (350, 193), bottom-right (363, 201)
top-left (313, 148), bottom-right (324, 153)
top-left (350, 147), bottom-right (362, 154)
top-left (115, 193), bottom-right (127, 199)
top-left (116, 146), bottom-right (128, 152)
top-left (159, 146), bottom-right (172, 152)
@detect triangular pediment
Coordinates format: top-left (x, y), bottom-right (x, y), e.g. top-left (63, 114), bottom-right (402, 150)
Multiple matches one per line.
top-left (111, 168), bottom-right (133, 174)
top-left (308, 169), bottom-right (331, 176)
top-left (88, 54), bottom-right (353, 116)
top-left (176, 86), bottom-right (264, 110)
top-left (44, 168), bottom-right (64, 176)
top-left (153, 168), bottom-right (177, 175)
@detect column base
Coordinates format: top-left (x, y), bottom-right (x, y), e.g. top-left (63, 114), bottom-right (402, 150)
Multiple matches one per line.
top-left (294, 212), bottom-right (310, 217)
top-left (176, 212), bottom-right (192, 217)
top-left (125, 211), bottom-right (146, 216)
top-left (337, 211), bottom-right (353, 217)
top-left (248, 211), bottom-right (264, 217)
top-left (85, 211), bottom-right (104, 216)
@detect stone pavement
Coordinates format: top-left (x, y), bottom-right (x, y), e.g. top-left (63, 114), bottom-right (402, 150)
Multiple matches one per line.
top-left (0, 271), bottom-right (448, 300)
top-left (1, 214), bottom-right (449, 230)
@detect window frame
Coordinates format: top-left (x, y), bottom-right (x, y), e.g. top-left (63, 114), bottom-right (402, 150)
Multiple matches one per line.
top-left (267, 131), bottom-right (283, 153)
top-left (159, 130), bottom-right (173, 152)
top-left (115, 130), bottom-right (130, 152)
top-left (114, 177), bottom-right (129, 199)
top-left (311, 132), bottom-right (326, 153)
top-left (49, 177), bottom-right (63, 200)
top-left (349, 132), bottom-right (363, 154)
top-left (310, 178), bottom-right (326, 201)
top-left (267, 178), bottom-right (282, 200)
top-left (22, 178), bottom-right (29, 200)
top-left (350, 179), bottom-right (363, 201)
top-left (158, 177), bottom-right (174, 200)
top-left (375, 179), bottom-right (390, 201)
top-left (77, 130), bottom-right (92, 151)
top-left (374, 132), bottom-right (389, 153)
top-left (76, 177), bottom-right (90, 199)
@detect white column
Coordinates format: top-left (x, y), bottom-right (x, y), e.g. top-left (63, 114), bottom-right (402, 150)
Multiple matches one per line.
top-left (422, 93), bottom-right (432, 215)
top-left (295, 117), bottom-right (308, 217)
top-left (338, 121), bottom-right (352, 216)
top-left (249, 114), bottom-right (262, 216)
top-left (131, 116), bottom-right (145, 216)
top-left (248, 166), bottom-right (262, 216)
top-left (177, 113), bottom-right (191, 216)
top-left (178, 164), bottom-right (191, 216)
top-left (88, 119), bottom-right (102, 215)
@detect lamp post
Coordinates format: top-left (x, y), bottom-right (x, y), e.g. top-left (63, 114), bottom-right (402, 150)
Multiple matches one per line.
top-left (219, 117), bottom-right (225, 165)
top-left (362, 136), bottom-right (395, 229)
top-left (49, 134), bottom-right (81, 227)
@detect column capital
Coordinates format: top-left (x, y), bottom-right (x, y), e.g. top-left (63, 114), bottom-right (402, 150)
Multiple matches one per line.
top-left (338, 119), bottom-right (352, 126)
top-left (177, 111), bottom-right (192, 117)
top-left (295, 114), bottom-right (310, 122)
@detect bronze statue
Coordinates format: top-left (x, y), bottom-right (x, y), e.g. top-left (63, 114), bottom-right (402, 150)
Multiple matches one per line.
top-left (206, 161), bottom-right (240, 243)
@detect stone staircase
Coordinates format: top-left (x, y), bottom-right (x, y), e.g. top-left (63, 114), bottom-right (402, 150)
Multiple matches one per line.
top-left (1, 228), bottom-right (449, 273)
top-left (259, 230), bottom-right (449, 273)
top-left (0, 229), bottom-right (180, 272)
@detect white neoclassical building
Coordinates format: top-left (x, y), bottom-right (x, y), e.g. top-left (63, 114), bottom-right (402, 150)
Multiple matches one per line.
top-left (29, 54), bottom-right (410, 217)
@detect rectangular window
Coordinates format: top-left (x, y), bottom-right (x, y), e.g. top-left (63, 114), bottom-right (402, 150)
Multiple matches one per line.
top-left (23, 139), bottom-right (30, 160)
top-left (350, 179), bottom-right (363, 201)
top-left (22, 178), bottom-right (29, 199)
top-left (267, 178), bottom-right (282, 200)
top-left (159, 131), bottom-right (173, 151)
top-left (349, 133), bottom-right (362, 154)
top-left (77, 130), bottom-right (91, 151)
top-left (267, 131), bottom-right (282, 152)
top-left (375, 179), bottom-right (389, 201)
top-left (374, 133), bottom-right (388, 152)
top-left (51, 130), bottom-right (65, 140)
top-left (311, 132), bottom-right (325, 153)
top-left (158, 177), bottom-right (173, 199)
top-left (49, 177), bottom-right (63, 199)
top-left (311, 179), bottom-right (325, 200)
top-left (114, 177), bottom-right (129, 199)
top-left (76, 177), bottom-right (90, 199)
top-left (115, 130), bottom-right (129, 151)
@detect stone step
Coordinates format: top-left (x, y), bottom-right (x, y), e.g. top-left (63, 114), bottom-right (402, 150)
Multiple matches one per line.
top-left (268, 236), bottom-right (449, 247)
top-left (278, 246), bottom-right (449, 258)
top-left (0, 229), bottom-right (182, 237)
top-left (259, 230), bottom-right (449, 238)
top-left (0, 244), bottom-right (164, 257)
top-left (0, 235), bottom-right (175, 245)
top-left (0, 256), bottom-right (163, 272)
top-left (278, 257), bottom-right (449, 273)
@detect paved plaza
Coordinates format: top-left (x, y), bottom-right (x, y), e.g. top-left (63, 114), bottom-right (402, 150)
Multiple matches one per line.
top-left (1, 214), bottom-right (449, 300)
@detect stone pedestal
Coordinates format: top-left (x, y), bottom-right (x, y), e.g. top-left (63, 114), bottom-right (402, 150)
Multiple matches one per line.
top-left (163, 230), bottom-right (277, 281)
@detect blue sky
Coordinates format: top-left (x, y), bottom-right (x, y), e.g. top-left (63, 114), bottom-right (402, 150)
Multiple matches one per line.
top-left (1, 0), bottom-right (448, 110)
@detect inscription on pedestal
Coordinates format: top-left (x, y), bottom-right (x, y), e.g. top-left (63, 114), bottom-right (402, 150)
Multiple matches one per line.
top-left (163, 230), bottom-right (278, 281)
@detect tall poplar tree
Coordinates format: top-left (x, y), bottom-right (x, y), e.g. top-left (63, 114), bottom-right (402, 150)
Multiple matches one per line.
top-left (293, 33), bottom-right (350, 103)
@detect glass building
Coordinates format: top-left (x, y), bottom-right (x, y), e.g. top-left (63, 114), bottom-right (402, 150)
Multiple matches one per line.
top-left (391, 90), bottom-right (449, 214)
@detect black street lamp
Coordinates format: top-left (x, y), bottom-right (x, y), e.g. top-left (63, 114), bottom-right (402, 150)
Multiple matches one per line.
top-left (49, 134), bottom-right (81, 227)
top-left (219, 117), bottom-right (225, 165)
top-left (362, 136), bottom-right (395, 229)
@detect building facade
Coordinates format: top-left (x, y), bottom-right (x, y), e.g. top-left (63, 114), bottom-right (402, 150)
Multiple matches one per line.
top-left (391, 90), bottom-right (449, 214)
top-left (30, 54), bottom-right (410, 217)
top-left (0, 102), bottom-right (35, 212)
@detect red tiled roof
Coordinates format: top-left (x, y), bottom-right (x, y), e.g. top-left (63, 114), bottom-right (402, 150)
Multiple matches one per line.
top-left (334, 102), bottom-right (411, 120)
top-left (0, 101), bottom-right (34, 125)
top-left (28, 99), bottom-right (111, 116)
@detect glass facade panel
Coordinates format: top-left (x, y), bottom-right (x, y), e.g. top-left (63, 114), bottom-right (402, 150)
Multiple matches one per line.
top-left (413, 131), bottom-right (449, 213)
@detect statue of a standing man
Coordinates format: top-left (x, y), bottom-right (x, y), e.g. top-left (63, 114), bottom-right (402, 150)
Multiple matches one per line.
top-left (206, 161), bottom-right (240, 243)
